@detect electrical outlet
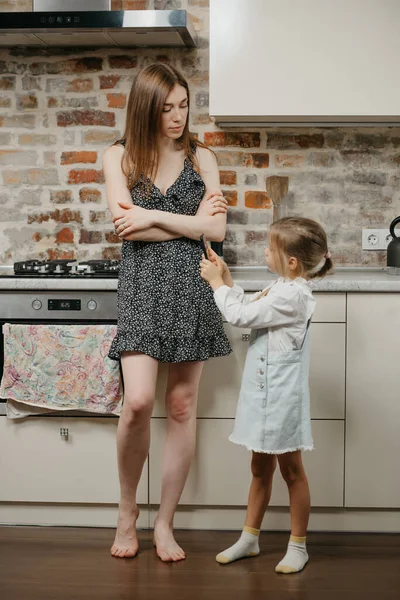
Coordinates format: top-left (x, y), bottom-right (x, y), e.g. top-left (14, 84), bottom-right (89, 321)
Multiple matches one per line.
top-left (362, 228), bottom-right (392, 250)
top-left (362, 229), bottom-right (380, 249)
top-left (382, 230), bottom-right (393, 248)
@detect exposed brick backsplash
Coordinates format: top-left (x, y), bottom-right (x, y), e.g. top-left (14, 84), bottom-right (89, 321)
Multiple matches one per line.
top-left (67, 169), bottom-right (105, 185)
top-left (79, 188), bottom-right (102, 204)
top-left (245, 191), bottom-right (271, 210)
top-left (60, 151), bottom-right (97, 165)
top-left (106, 93), bottom-right (127, 109)
top-left (204, 132), bottom-right (261, 148)
top-left (219, 170), bottom-right (236, 186)
top-left (0, 0), bottom-right (399, 265)
top-left (56, 110), bottom-right (116, 128)
top-left (221, 190), bottom-right (238, 207)
top-left (50, 190), bottom-right (73, 204)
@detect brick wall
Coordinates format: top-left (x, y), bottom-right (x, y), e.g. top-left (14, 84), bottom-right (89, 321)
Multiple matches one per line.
top-left (0, 0), bottom-right (399, 265)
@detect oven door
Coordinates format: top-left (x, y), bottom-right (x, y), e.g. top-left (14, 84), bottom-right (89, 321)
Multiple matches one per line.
top-left (0, 317), bottom-right (118, 417)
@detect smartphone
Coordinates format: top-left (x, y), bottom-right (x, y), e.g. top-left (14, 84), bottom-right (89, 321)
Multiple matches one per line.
top-left (199, 234), bottom-right (209, 258)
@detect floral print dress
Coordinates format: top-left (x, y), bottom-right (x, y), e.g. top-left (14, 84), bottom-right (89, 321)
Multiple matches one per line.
top-left (108, 155), bottom-right (232, 363)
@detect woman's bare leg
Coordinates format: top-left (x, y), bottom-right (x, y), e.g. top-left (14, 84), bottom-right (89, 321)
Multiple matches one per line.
top-left (111, 352), bottom-right (158, 558)
top-left (153, 361), bottom-right (204, 562)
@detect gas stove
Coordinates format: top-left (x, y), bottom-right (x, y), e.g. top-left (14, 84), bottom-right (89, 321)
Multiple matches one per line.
top-left (13, 259), bottom-right (119, 278)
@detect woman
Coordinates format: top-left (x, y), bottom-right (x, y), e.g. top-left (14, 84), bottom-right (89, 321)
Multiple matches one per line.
top-left (103, 63), bottom-right (231, 563)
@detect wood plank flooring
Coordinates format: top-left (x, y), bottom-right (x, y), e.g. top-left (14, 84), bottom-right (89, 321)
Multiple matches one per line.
top-left (0, 527), bottom-right (399, 600)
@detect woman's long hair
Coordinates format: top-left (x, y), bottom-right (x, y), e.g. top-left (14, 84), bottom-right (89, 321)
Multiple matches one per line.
top-left (117, 63), bottom-right (207, 190)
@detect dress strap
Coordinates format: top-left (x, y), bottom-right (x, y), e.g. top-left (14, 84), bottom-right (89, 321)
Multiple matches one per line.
top-left (185, 140), bottom-right (198, 168)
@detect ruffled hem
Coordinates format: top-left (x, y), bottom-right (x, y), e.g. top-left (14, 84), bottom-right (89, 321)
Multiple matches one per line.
top-left (229, 435), bottom-right (314, 455)
top-left (108, 333), bottom-right (232, 363)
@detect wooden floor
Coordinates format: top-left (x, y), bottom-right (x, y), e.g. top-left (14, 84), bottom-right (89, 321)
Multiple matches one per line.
top-left (0, 527), bottom-right (399, 600)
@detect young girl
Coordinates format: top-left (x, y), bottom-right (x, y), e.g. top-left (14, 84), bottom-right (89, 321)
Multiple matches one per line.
top-left (200, 217), bottom-right (333, 574)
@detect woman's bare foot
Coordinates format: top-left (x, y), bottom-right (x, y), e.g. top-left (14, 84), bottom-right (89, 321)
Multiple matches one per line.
top-left (110, 505), bottom-right (140, 558)
top-left (153, 519), bottom-right (186, 562)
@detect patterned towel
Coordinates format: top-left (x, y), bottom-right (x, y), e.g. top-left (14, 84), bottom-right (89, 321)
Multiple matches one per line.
top-left (0, 324), bottom-right (122, 416)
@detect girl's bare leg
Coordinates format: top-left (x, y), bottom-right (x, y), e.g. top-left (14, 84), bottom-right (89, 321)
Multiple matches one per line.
top-left (245, 452), bottom-right (277, 529)
top-left (216, 452), bottom-right (277, 564)
top-left (275, 451), bottom-right (310, 573)
top-left (278, 450), bottom-right (310, 537)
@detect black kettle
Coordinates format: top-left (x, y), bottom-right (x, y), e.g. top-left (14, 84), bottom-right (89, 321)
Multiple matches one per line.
top-left (387, 216), bottom-right (400, 270)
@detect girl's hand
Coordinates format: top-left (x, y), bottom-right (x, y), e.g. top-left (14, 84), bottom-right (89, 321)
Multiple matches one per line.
top-left (207, 247), bottom-right (228, 276)
top-left (198, 189), bottom-right (228, 217)
top-left (208, 247), bottom-right (235, 288)
top-left (114, 201), bottom-right (154, 236)
top-left (200, 257), bottom-right (224, 289)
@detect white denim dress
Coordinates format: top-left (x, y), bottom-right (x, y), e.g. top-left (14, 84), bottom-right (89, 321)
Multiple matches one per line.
top-left (214, 277), bottom-right (316, 454)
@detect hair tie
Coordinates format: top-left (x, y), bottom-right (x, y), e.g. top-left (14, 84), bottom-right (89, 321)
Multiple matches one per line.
top-left (325, 251), bottom-right (332, 259)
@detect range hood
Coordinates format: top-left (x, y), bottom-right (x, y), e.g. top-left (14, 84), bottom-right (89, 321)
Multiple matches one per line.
top-left (0, 3), bottom-right (196, 48)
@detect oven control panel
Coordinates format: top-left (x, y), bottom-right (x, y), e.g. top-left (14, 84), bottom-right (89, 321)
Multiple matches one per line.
top-left (0, 291), bottom-right (117, 321)
top-left (48, 299), bottom-right (81, 311)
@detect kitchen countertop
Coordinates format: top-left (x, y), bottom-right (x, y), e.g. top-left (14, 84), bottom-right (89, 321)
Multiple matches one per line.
top-left (0, 266), bottom-right (400, 292)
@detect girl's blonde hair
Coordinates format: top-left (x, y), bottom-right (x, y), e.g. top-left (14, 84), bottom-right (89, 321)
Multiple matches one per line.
top-left (269, 217), bottom-right (333, 279)
top-left (115, 62), bottom-right (210, 191)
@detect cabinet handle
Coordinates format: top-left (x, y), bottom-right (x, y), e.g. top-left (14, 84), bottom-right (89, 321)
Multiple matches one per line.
top-left (242, 334), bottom-right (250, 342)
top-left (60, 428), bottom-right (69, 441)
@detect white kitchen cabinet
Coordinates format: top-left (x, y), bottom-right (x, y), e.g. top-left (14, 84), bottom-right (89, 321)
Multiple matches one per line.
top-left (0, 417), bottom-right (148, 504)
top-left (154, 295), bottom-right (346, 420)
top-left (150, 418), bottom-right (251, 506)
top-left (309, 323), bottom-right (345, 419)
top-left (149, 419), bottom-right (344, 507)
top-left (345, 294), bottom-right (400, 508)
top-left (312, 293), bottom-right (346, 323)
top-left (210, 0), bottom-right (400, 125)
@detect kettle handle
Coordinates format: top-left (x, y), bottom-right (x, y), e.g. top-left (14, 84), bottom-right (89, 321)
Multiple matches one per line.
top-left (389, 217), bottom-right (400, 239)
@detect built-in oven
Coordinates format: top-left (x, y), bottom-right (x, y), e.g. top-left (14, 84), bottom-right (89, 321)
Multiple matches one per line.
top-left (0, 288), bottom-right (118, 417)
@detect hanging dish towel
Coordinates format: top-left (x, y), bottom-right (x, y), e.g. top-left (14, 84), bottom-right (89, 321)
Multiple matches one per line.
top-left (0, 324), bottom-right (122, 417)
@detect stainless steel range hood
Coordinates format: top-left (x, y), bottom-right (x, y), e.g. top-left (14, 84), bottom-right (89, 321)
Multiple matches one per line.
top-left (0, 3), bottom-right (196, 48)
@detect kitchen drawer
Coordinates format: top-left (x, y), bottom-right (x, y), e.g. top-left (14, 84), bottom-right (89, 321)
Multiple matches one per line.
top-left (0, 417), bottom-right (148, 504)
top-left (309, 323), bottom-right (345, 419)
top-left (312, 293), bottom-right (346, 323)
top-left (149, 419), bottom-right (344, 507)
top-left (153, 323), bottom-right (249, 419)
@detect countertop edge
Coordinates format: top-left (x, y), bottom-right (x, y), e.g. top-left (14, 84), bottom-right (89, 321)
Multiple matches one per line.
top-left (0, 267), bottom-right (400, 292)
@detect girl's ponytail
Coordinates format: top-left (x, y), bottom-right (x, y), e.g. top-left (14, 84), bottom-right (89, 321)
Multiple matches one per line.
top-left (309, 256), bottom-right (333, 279)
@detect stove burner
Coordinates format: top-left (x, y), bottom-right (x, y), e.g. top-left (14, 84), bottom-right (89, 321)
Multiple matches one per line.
top-left (77, 260), bottom-right (120, 275)
top-left (13, 259), bottom-right (120, 278)
top-left (14, 260), bottom-right (44, 274)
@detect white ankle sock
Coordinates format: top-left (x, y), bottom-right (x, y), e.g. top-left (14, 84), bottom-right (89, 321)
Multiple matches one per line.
top-left (275, 535), bottom-right (309, 574)
top-left (216, 526), bottom-right (260, 564)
